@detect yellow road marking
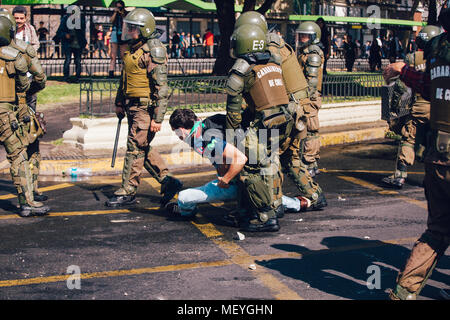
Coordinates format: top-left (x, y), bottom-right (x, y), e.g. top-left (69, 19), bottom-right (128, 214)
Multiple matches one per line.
top-left (395, 196), bottom-right (428, 210)
top-left (0, 236), bottom-right (418, 289)
top-left (191, 214), bottom-right (304, 300)
top-left (322, 169), bottom-right (424, 175)
top-left (0, 260), bottom-right (233, 288)
top-left (0, 170), bottom-right (216, 203)
top-left (337, 175), bottom-right (386, 192)
top-left (142, 178), bottom-right (161, 193)
top-left (0, 207), bottom-right (160, 220)
top-left (337, 175), bottom-right (428, 209)
top-left (0, 183), bottom-right (75, 200)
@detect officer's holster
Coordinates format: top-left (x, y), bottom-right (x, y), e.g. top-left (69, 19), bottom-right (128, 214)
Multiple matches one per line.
top-left (17, 94), bottom-right (45, 144)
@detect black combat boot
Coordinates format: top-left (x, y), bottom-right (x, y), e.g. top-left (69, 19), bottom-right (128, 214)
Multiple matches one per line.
top-left (240, 207), bottom-right (280, 232)
top-left (240, 217), bottom-right (280, 232)
top-left (165, 202), bottom-right (197, 218)
top-left (160, 176), bottom-right (183, 207)
top-left (105, 194), bottom-right (136, 207)
top-left (382, 167), bottom-right (407, 189)
top-left (19, 202), bottom-right (50, 217)
top-left (223, 208), bottom-right (255, 227)
top-left (310, 192), bottom-right (327, 210)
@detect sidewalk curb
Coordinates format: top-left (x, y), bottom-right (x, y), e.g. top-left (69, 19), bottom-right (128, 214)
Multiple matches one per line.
top-left (1, 126), bottom-right (388, 176)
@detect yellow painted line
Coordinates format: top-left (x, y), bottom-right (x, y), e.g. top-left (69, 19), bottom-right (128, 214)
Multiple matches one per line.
top-left (191, 213), bottom-right (304, 300)
top-left (142, 177), bottom-right (161, 193)
top-left (337, 175), bottom-right (429, 209)
top-left (39, 183), bottom-right (75, 193)
top-left (395, 196), bottom-right (427, 210)
top-left (0, 236), bottom-right (418, 289)
top-left (0, 260), bottom-right (233, 288)
top-left (0, 183), bottom-right (75, 200)
top-left (0, 207), bottom-right (161, 220)
top-left (0, 169), bottom-right (215, 203)
top-left (322, 169), bottom-right (424, 175)
top-left (338, 175), bottom-right (386, 192)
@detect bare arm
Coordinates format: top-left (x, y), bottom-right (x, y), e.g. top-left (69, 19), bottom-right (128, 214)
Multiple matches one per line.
top-left (217, 143), bottom-right (247, 188)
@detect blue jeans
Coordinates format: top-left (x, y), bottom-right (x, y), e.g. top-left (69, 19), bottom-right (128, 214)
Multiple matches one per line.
top-left (178, 179), bottom-right (301, 216)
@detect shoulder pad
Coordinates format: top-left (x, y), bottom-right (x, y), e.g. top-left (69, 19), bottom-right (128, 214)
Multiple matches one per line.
top-left (141, 43), bottom-right (150, 53)
top-left (306, 44), bottom-right (323, 56)
top-left (306, 53), bottom-right (322, 67)
top-left (150, 46), bottom-right (167, 64)
top-left (267, 32), bottom-right (282, 47)
top-left (147, 38), bottom-right (163, 49)
top-left (226, 72), bottom-right (244, 96)
top-left (230, 58), bottom-right (252, 76)
top-left (269, 51), bottom-right (282, 65)
top-left (13, 39), bottom-right (28, 54)
top-left (147, 39), bottom-right (166, 64)
top-left (25, 43), bottom-right (37, 58)
top-left (0, 46), bottom-right (20, 60)
top-left (14, 53), bottom-right (28, 73)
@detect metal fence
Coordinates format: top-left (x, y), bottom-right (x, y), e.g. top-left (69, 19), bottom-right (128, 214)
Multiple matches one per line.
top-left (41, 57), bottom-right (215, 77)
top-left (79, 74), bottom-right (384, 117)
top-left (326, 58), bottom-right (397, 72)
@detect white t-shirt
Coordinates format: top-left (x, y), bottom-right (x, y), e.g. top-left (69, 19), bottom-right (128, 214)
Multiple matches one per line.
top-left (15, 29), bottom-right (30, 44)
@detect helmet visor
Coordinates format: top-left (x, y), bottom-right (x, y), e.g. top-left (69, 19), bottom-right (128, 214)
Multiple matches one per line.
top-left (122, 22), bottom-right (142, 41)
top-left (296, 32), bottom-right (315, 48)
top-left (229, 34), bottom-right (237, 58)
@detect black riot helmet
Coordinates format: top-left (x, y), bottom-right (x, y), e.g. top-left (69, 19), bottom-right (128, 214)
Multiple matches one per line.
top-left (0, 16), bottom-right (13, 46)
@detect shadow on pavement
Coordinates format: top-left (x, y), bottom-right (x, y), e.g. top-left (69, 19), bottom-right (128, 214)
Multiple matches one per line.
top-left (255, 236), bottom-right (449, 300)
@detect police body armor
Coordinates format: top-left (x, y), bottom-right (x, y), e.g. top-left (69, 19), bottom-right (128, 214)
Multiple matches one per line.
top-left (0, 47), bottom-right (17, 103)
top-left (298, 44), bottom-right (324, 98)
top-left (429, 34), bottom-right (450, 134)
top-left (246, 62), bottom-right (292, 135)
top-left (123, 46), bottom-right (151, 98)
top-left (428, 33), bottom-right (450, 158)
top-left (267, 34), bottom-right (308, 99)
top-left (10, 39), bottom-right (46, 144)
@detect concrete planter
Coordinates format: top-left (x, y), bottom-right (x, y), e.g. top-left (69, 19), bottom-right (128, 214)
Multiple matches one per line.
top-left (63, 100), bottom-right (382, 151)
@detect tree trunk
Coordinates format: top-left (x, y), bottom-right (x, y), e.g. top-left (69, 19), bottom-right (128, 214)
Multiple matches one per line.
top-left (256, 0), bottom-right (277, 14)
top-left (213, 0), bottom-right (236, 75)
top-left (428, 0), bottom-right (438, 25)
top-left (212, 0), bottom-right (278, 75)
top-left (243, 0), bottom-right (257, 12)
top-left (401, 0), bottom-right (421, 55)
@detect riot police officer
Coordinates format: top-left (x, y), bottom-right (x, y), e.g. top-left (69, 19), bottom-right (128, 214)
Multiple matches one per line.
top-left (234, 11), bottom-right (327, 211)
top-left (0, 16), bottom-right (49, 217)
top-left (0, 8), bottom-right (47, 201)
top-left (384, 8), bottom-right (450, 299)
top-left (225, 24), bottom-right (293, 232)
top-left (105, 8), bottom-right (182, 208)
top-left (296, 21), bottom-right (324, 178)
top-left (382, 25), bottom-right (441, 188)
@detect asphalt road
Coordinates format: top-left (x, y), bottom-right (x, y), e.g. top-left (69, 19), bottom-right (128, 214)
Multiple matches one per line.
top-left (0, 139), bottom-right (448, 301)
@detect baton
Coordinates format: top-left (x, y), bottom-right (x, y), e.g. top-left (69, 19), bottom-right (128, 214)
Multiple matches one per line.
top-left (111, 118), bottom-right (122, 168)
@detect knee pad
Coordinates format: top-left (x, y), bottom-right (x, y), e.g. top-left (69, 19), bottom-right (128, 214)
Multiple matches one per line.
top-left (240, 173), bottom-right (273, 211)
